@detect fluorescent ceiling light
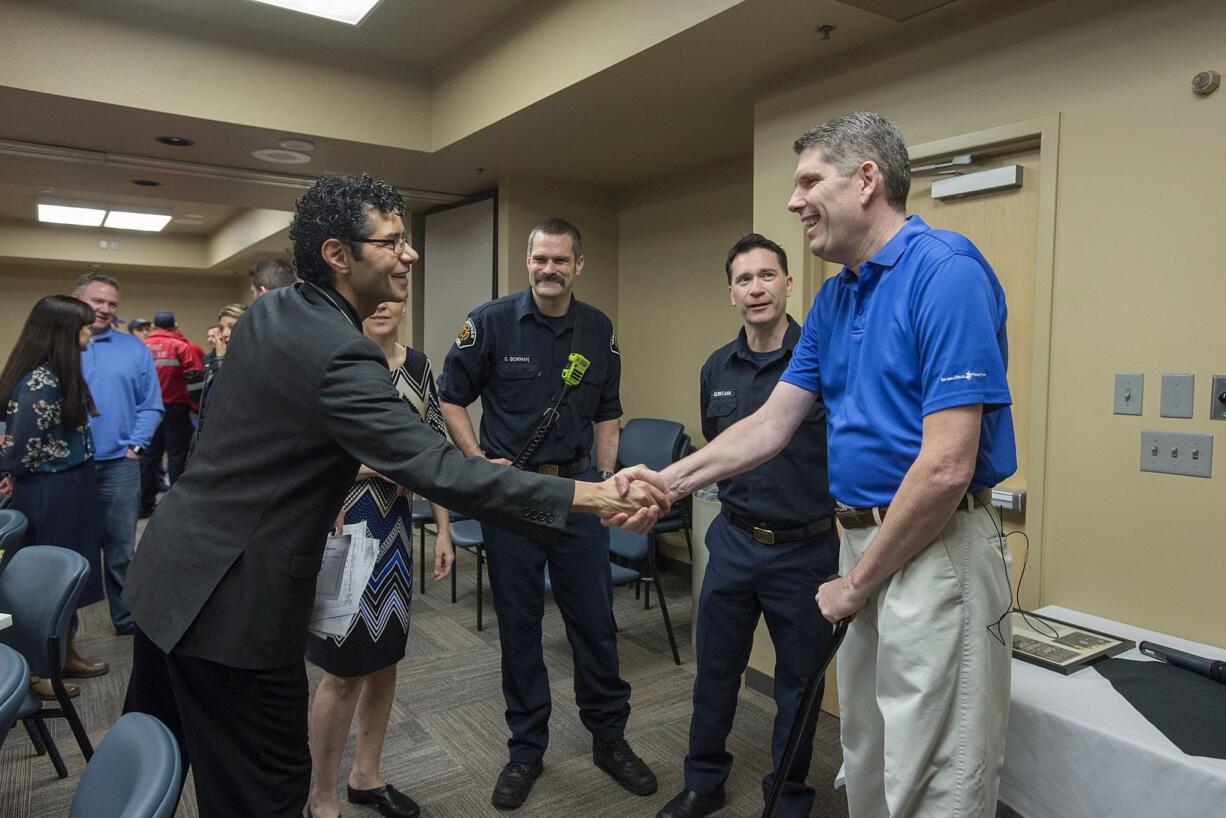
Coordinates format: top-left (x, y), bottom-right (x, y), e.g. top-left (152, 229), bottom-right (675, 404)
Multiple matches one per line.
top-left (104, 210), bottom-right (173, 232)
top-left (38, 202), bottom-right (106, 227)
top-left (245, 0), bottom-right (384, 25)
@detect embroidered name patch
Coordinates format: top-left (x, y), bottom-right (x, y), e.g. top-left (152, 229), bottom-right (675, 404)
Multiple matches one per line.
top-left (710, 389), bottom-right (735, 399)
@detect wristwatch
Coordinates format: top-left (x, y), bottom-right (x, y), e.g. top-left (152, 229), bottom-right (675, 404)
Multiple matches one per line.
top-left (599, 470), bottom-right (615, 480)
top-left (128, 445), bottom-right (145, 456)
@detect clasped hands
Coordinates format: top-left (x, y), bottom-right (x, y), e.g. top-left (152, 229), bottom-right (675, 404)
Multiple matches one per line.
top-left (600, 465), bottom-right (671, 532)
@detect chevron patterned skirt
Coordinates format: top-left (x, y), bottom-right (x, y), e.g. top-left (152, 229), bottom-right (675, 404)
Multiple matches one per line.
top-left (305, 480), bottom-right (414, 677)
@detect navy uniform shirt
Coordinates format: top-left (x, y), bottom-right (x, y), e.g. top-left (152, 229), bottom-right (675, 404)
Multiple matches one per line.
top-left (700, 316), bottom-right (834, 528)
top-left (438, 289), bottom-right (621, 466)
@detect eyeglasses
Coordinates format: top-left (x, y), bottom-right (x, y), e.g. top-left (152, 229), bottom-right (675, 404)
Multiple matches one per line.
top-left (349, 235), bottom-right (412, 255)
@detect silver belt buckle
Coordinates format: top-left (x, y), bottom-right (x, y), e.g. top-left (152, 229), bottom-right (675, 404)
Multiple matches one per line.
top-left (752, 526), bottom-right (775, 545)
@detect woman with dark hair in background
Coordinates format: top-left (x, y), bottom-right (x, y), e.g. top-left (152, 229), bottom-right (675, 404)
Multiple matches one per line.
top-left (0, 294), bottom-right (109, 697)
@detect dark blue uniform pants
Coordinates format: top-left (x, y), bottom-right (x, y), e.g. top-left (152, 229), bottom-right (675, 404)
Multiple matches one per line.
top-left (482, 475), bottom-right (631, 763)
top-left (685, 513), bottom-right (839, 817)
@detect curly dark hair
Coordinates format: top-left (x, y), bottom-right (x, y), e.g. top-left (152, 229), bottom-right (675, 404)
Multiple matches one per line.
top-left (289, 174), bottom-right (406, 287)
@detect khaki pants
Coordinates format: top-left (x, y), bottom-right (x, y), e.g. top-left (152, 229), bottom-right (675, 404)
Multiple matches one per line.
top-left (838, 500), bottom-right (1013, 818)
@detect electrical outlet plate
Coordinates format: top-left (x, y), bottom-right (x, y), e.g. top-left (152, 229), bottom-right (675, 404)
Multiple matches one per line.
top-left (1113, 373), bottom-right (1143, 415)
top-left (1140, 430), bottom-right (1213, 478)
top-left (1211, 375), bottom-right (1226, 421)
top-left (1160, 373), bottom-right (1195, 418)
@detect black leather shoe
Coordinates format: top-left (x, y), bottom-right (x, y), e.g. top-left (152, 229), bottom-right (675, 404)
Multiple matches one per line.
top-left (347, 784), bottom-right (419, 818)
top-left (593, 738), bottom-right (657, 796)
top-left (655, 787), bottom-right (726, 817)
top-left (491, 761), bottom-right (543, 810)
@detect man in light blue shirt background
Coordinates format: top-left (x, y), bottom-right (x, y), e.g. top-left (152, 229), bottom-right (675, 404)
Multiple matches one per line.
top-left (76, 273), bottom-right (163, 635)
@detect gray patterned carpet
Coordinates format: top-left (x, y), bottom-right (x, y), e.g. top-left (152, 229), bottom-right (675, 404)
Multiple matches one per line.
top-left (3, 528), bottom-right (1021, 817)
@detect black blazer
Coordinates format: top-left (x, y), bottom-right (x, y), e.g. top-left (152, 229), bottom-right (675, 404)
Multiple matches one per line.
top-left (124, 283), bottom-right (570, 669)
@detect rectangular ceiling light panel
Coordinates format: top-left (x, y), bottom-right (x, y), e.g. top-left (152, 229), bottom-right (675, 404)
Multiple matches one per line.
top-left (245, 0), bottom-right (383, 25)
top-left (104, 210), bottom-right (174, 232)
top-left (38, 202), bottom-right (107, 227)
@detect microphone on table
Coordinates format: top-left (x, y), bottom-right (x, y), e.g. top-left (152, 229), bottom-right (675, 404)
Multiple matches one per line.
top-left (1138, 641), bottom-right (1226, 685)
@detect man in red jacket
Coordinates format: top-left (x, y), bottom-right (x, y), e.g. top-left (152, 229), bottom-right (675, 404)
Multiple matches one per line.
top-left (140, 310), bottom-right (204, 516)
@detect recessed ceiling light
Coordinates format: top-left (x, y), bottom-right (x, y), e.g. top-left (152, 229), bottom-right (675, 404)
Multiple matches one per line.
top-left (104, 209), bottom-right (173, 232)
top-left (156, 136), bottom-right (195, 147)
top-left (251, 147), bottom-right (312, 164)
top-left (131, 179), bottom-right (162, 187)
top-left (244, 0), bottom-right (384, 25)
top-left (38, 201), bottom-right (107, 227)
top-left (278, 138), bottom-right (316, 152)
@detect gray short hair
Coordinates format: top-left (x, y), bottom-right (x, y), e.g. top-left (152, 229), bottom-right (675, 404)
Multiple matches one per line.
top-left (793, 112), bottom-right (911, 211)
top-left (72, 272), bottom-right (120, 295)
top-left (526, 217), bottom-right (583, 258)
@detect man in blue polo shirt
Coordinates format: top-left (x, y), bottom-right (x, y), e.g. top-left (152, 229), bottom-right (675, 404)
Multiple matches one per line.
top-left (624, 112), bottom-right (1016, 818)
top-left (75, 273), bottom-right (163, 635)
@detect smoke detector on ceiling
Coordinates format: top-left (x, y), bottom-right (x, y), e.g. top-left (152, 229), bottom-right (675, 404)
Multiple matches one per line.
top-left (251, 148), bottom-right (312, 164)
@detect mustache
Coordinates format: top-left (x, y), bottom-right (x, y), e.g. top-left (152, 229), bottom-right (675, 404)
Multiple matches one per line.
top-left (535, 274), bottom-right (565, 283)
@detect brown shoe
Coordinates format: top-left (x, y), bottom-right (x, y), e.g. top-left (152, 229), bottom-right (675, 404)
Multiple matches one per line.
top-left (30, 676), bottom-right (80, 701)
top-left (63, 644), bottom-right (109, 678)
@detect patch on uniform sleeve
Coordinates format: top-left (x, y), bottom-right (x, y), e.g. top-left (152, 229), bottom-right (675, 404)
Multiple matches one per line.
top-left (609, 330), bottom-right (620, 355)
top-left (455, 317), bottom-right (476, 349)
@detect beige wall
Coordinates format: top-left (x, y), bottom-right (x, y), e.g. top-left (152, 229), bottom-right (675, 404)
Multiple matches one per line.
top-left (496, 177), bottom-right (620, 323)
top-left (752, 0), bottom-right (1226, 647)
top-left (0, 266), bottom-right (243, 361)
top-left (616, 161), bottom-right (752, 439)
top-left (616, 162), bottom-right (753, 561)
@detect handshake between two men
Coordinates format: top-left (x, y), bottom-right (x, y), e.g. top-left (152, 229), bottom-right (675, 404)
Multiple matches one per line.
top-left (569, 466), bottom-right (672, 530)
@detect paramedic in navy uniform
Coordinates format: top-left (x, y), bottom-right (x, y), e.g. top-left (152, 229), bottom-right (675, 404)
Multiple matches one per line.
top-left (655, 233), bottom-right (838, 818)
top-left (438, 217), bottom-right (657, 811)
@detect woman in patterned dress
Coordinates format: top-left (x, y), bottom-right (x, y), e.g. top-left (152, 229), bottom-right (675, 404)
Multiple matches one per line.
top-left (305, 299), bottom-right (454, 818)
top-left (0, 295), bottom-right (107, 696)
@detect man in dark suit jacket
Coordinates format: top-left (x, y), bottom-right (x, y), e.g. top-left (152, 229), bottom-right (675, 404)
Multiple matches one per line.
top-left (122, 173), bottom-right (664, 818)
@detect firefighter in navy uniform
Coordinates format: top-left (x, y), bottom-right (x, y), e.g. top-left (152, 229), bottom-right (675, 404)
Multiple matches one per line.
top-left (438, 217), bottom-right (656, 812)
top-left (655, 234), bottom-right (838, 818)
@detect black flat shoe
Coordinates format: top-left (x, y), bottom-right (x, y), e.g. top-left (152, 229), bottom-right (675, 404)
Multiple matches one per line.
top-left (655, 787), bottom-right (726, 818)
top-left (491, 761), bottom-right (543, 810)
top-left (347, 784), bottom-right (420, 818)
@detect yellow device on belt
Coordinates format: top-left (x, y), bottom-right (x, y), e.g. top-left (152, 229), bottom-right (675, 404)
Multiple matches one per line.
top-left (562, 353), bottom-right (590, 387)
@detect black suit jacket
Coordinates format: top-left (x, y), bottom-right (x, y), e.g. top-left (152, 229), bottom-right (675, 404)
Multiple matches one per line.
top-left (125, 283), bottom-right (570, 669)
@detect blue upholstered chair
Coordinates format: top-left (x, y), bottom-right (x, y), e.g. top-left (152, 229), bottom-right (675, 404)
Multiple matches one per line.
top-left (68, 712), bottom-right (181, 818)
top-left (0, 508), bottom-right (28, 574)
top-left (608, 528), bottom-right (681, 665)
top-left (617, 418), bottom-right (693, 560)
top-left (0, 545), bottom-right (93, 777)
top-left (449, 519), bottom-right (487, 630)
top-left (0, 643), bottom-right (30, 748)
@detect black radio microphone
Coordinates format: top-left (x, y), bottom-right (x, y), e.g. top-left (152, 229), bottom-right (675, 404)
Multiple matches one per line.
top-left (1138, 641), bottom-right (1226, 685)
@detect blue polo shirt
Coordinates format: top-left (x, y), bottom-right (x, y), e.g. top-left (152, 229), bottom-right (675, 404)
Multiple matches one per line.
top-left (437, 289), bottom-right (621, 467)
top-left (780, 215), bottom-right (1015, 507)
top-left (81, 327), bottom-right (164, 460)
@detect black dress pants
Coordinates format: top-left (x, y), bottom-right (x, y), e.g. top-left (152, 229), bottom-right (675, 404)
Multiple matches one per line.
top-left (140, 403), bottom-right (193, 510)
top-left (124, 628), bottom-right (311, 818)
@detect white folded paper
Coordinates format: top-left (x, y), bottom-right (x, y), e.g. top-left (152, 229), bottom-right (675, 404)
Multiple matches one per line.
top-left (308, 522), bottom-right (378, 640)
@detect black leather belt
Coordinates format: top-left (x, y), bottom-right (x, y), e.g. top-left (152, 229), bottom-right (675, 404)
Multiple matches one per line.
top-left (836, 488), bottom-right (994, 530)
top-left (725, 512), bottom-right (833, 545)
top-left (534, 456), bottom-right (590, 477)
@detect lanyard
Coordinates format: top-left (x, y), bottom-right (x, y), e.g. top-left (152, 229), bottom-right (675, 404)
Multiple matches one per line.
top-left (304, 281), bottom-right (359, 331)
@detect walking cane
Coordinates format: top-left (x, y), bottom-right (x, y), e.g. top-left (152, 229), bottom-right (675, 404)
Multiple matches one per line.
top-left (760, 613), bottom-right (850, 818)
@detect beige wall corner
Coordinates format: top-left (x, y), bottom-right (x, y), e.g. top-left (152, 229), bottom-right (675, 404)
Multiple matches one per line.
top-left (431, 0), bottom-right (744, 149)
top-left (206, 209), bottom-right (293, 269)
top-left (616, 161), bottom-right (752, 449)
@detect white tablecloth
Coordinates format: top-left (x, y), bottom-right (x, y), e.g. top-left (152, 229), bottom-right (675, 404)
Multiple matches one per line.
top-left (1000, 606), bottom-right (1226, 818)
